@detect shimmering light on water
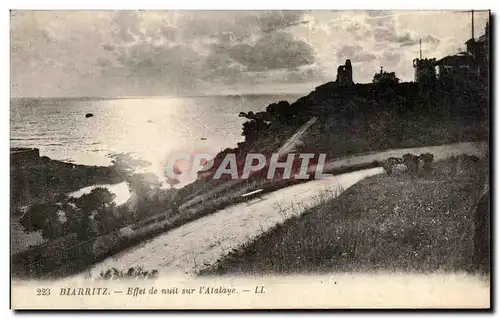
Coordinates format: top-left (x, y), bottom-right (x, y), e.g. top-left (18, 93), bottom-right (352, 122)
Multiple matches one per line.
top-left (11, 95), bottom-right (299, 183)
top-left (67, 182), bottom-right (131, 206)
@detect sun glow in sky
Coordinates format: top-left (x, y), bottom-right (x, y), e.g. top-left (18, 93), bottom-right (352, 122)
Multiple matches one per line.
top-left (10, 10), bottom-right (489, 97)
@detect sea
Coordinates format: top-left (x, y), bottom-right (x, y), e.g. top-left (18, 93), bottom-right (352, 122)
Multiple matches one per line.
top-left (11, 94), bottom-right (301, 175)
top-left (10, 94), bottom-right (301, 254)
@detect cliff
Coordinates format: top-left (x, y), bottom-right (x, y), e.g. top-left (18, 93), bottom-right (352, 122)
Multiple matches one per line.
top-left (177, 78), bottom-right (488, 202)
top-left (10, 150), bottom-right (124, 214)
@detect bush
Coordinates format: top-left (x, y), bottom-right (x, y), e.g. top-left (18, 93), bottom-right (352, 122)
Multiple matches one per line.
top-left (382, 157), bottom-right (403, 175)
top-left (419, 152), bottom-right (434, 174)
top-left (402, 153), bottom-right (419, 175)
top-left (95, 266), bottom-right (159, 280)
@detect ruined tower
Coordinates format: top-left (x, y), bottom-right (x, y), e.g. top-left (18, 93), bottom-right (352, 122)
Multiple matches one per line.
top-left (335, 59), bottom-right (354, 86)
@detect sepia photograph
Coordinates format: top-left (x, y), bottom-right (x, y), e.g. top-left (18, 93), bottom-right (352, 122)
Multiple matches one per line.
top-left (9, 8), bottom-right (491, 309)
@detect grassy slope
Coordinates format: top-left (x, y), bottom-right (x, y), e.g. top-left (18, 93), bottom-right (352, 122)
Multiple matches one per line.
top-left (14, 80), bottom-right (489, 278)
top-left (200, 160), bottom-right (485, 276)
top-left (180, 81), bottom-right (489, 204)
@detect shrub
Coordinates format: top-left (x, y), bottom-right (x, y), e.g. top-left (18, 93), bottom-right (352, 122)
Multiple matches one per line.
top-left (95, 266), bottom-right (159, 280)
top-left (383, 157), bottom-right (402, 175)
top-left (419, 152), bottom-right (434, 174)
top-left (402, 153), bottom-right (419, 175)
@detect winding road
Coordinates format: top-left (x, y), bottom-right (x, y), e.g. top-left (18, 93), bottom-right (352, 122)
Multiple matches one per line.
top-left (84, 141), bottom-right (487, 278)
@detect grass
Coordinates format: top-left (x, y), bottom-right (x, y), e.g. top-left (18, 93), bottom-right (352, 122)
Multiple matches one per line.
top-left (12, 153), bottom-right (486, 279)
top-left (12, 160), bottom-right (380, 279)
top-left (200, 158), bottom-right (488, 276)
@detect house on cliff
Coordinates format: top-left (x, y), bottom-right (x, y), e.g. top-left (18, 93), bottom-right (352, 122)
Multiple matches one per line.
top-left (413, 19), bottom-right (489, 83)
top-left (436, 21), bottom-right (490, 81)
top-left (435, 52), bottom-right (478, 80)
top-left (413, 38), bottom-right (437, 83)
top-left (413, 57), bottom-right (436, 83)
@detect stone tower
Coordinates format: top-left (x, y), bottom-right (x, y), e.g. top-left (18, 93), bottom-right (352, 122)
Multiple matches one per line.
top-left (335, 59), bottom-right (353, 86)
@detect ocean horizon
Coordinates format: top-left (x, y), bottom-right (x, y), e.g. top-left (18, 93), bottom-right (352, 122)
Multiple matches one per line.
top-left (10, 94), bottom-right (302, 176)
top-left (10, 89), bottom-right (315, 101)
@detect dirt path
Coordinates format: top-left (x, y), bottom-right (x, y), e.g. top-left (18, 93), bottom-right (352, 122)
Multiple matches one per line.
top-left (84, 141), bottom-right (487, 278)
top-left (86, 167), bottom-right (384, 277)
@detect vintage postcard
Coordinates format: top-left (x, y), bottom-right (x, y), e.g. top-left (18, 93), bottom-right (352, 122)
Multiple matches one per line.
top-left (10, 10), bottom-right (490, 309)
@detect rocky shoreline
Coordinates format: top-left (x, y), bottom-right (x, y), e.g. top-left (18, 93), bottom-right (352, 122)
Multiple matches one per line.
top-left (10, 148), bottom-right (124, 214)
top-left (10, 76), bottom-right (489, 279)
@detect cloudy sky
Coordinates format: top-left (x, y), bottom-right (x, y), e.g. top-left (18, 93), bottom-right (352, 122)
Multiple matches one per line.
top-left (10, 10), bottom-right (489, 97)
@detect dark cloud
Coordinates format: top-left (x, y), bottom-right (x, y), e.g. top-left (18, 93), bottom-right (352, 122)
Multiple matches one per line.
top-left (382, 51), bottom-right (401, 65)
top-left (104, 11), bottom-right (314, 84)
top-left (80, 10), bottom-right (317, 95)
top-left (344, 20), bottom-right (372, 40)
top-left (370, 15), bottom-right (440, 50)
top-left (283, 66), bottom-right (323, 83)
top-left (93, 10), bottom-right (316, 92)
top-left (373, 25), bottom-right (396, 42)
top-left (178, 16), bottom-right (220, 41)
top-left (397, 32), bottom-right (419, 47)
top-left (179, 11), bottom-right (310, 44)
top-left (199, 47), bottom-right (246, 83)
top-left (365, 10), bottom-right (393, 18)
top-left (228, 32), bottom-right (315, 71)
top-left (424, 34), bottom-right (440, 45)
top-left (364, 11), bottom-right (395, 28)
top-left (102, 44), bottom-right (114, 51)
top-left (256, 11), bottom-right (309, 33)
top-left (109, 11), bottom-right (142, 43)
top-left (392, 32), bottom-right (440, 48)
top-left (368, 12), bottom-right (414, 46)
top-left (120, 45), bottom-right (202, 93)
top-left (159, 26), bottom-right (179, 42)
top-left (12, 10), bottom-right (475, 96)
top-left (337, 45), bottom-right (376, 63)
top-left (364, 11), bottom-right (442, 52)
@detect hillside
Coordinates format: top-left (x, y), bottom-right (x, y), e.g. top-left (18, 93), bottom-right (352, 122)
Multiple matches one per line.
top-left (178, 79), bottom-right (488, 202)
